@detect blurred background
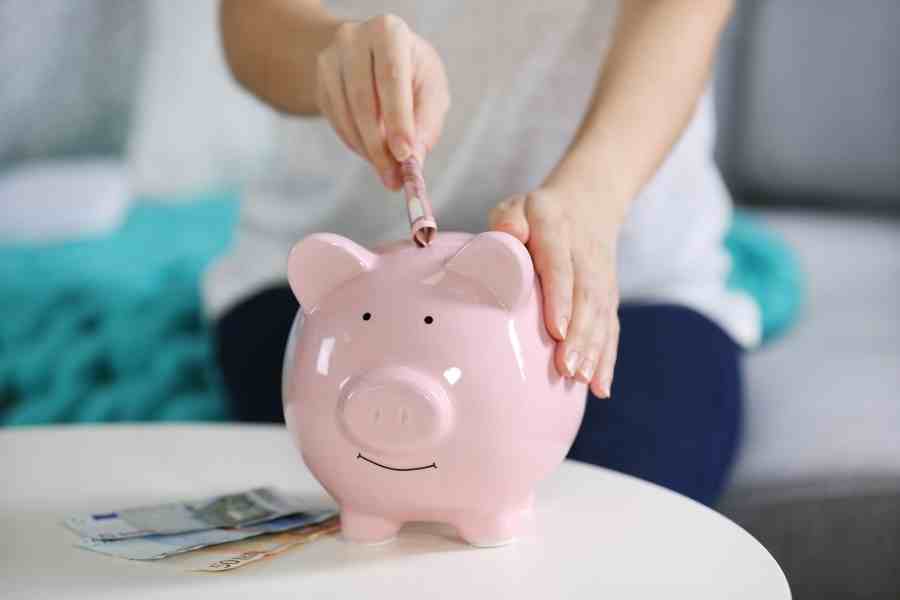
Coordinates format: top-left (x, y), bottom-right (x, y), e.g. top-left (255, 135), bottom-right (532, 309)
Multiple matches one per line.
top-left (1, 1), bottom-right (898, 597)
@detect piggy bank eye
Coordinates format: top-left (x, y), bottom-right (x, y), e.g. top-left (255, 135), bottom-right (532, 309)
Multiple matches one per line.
top-left (424, 315), bottom-right (434, 324)
top-left (362, 312), bottom-right (372, 321)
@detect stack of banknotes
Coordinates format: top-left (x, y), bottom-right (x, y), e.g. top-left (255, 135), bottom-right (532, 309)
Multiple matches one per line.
top-left (64, 487), bottom-right (339, 570)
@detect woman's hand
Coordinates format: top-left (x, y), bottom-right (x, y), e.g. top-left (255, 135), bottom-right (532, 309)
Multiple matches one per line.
top-left (315, 14), bottom-right (450, 189)
top-left (490, 183), bottom-right (621, 398)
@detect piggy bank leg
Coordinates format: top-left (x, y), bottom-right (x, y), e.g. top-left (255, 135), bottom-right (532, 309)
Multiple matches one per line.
top-left (455, 500), bottom-right (535, 548)
top-left (340, 508), bottom-right (401, 544)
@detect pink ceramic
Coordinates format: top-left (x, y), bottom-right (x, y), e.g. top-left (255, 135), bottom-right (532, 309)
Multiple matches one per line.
top-left (282, 231), bottom-right (586, 547)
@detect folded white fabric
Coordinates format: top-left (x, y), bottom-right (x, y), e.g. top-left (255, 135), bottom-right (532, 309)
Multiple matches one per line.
top-left (127, 0), bottom-right (273, 199)
top-left (0, 159), bottom-right (130, 242)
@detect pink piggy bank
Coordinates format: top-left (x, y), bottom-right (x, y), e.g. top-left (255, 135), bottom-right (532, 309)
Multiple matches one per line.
top-left (282, 231), bottom-right (586, 547)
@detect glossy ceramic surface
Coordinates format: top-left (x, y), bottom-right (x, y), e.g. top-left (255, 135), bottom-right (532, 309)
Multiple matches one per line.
top-left (283, 231), bottom-right (586, 546)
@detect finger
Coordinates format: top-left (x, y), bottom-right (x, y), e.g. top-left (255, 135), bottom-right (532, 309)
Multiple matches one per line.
top-left (318, 82), bottom-right (357, 155)
top-left (371, 16), bottom-right (416, 162)
top-left (344, 44), bottom-right (396, 187)
top-left (412, 45), bottom-right (450, 154)
top-left (529, 227), bottom-right (573, 343)
top-left (489, 195), bottom-right (530, 244)
top-left (556, 261), bottom-right (608, 381)
top-left (591, 313), bottom-right (619, 398)
top-left (318, 52), bottom-right (365, 156)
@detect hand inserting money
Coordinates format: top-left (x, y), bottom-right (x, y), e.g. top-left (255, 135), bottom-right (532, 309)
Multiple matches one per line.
top-left (64, 487), bottom-right (339, 566)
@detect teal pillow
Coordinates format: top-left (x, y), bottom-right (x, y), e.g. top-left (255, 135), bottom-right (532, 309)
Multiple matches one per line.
top-left (725, 211), bottom-right (805, 343)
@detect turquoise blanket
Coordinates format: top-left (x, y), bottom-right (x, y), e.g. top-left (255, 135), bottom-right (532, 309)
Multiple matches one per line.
top-left (0, 200), bottom-right (802, 426)
top-left (0, 193), bottom-right (239, 425)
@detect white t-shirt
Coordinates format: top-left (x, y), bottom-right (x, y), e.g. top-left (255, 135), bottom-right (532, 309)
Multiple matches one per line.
top-left (204, 0), bottom-right (761, 347)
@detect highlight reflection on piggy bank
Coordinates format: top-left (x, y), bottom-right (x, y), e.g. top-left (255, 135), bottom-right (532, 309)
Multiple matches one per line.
top-left (282, 231), bottom-right (586, 547)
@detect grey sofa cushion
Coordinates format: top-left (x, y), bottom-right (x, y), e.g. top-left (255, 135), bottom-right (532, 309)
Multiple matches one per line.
top-left (0, 1), bottom-right (145, 167)
top-left (721, 210), bottom-right (900, 598)
top-left (726, 210), bottom-right (900, 494)
top-left (716, 1), bottom-right (900, 213)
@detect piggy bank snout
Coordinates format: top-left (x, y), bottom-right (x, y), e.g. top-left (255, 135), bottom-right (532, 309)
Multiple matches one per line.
top-left (338, 367), bottom-right (453, 456)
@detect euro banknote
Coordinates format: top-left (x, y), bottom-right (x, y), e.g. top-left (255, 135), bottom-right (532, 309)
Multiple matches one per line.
top-left (183, 516), bottom-right (340, 572)
top-left (76, 511), bottom-right (337, 560)
top-left (65, 487), bottom-right (307, 541)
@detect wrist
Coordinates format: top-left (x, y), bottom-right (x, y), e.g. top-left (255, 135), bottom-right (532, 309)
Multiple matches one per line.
top-left (542, 145), bottom-right (631, 229)
top-left (223, 0), bottom-right (346, 116)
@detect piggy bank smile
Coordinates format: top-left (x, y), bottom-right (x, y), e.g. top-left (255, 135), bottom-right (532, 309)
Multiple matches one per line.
top-left (356, 453), bottom-right (437, 472)
top-left (282, 231), bottom-right (586, 547)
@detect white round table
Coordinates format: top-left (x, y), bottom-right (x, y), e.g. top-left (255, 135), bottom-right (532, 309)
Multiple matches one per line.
top-left (1, 424), bottom-right (790, 599)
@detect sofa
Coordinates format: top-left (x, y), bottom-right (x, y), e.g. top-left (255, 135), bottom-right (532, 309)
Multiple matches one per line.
top-left (714, 3), bottom-right (900, 598)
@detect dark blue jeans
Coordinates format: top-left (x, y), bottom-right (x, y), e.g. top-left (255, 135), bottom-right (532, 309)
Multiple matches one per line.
top-left (566, 303), bottom-right (742, 506)
top-left (215, 288), bottom-right (742, 506)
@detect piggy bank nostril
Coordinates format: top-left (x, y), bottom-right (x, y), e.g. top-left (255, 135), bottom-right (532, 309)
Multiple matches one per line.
top-left (400, 408), bottom-right (408, 426)
top-left (374, 408), bottom-right (381, 423)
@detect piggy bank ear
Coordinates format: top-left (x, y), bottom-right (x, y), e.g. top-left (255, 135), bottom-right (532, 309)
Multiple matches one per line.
top-left (445, 232), bottom-right (534, 310)
top-left (287, 233), bottom-right (377, 313)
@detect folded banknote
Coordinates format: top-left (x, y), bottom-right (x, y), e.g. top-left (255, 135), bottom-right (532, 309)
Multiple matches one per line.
top-left (183, 516), bottom-right (341, 572)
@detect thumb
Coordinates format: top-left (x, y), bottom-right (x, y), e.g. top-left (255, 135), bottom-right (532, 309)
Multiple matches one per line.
top-left (489, 195), bottom-right (530, 244)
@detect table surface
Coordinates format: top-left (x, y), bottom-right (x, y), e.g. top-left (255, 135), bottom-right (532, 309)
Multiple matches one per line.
top-left (1, 424), bottom-right (790, 599)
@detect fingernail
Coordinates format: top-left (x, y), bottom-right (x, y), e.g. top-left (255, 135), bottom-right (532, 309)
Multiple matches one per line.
top-left (382, 168), bottom-right (398, 189)
top-left (558, 316), bottom-right (569, 338)
top-left (577, 357), bottom-right (595, 382)
top-left (389, 135), bottom-right (412, 162)
top-left (598, 380), bottom-right (612, 399)
top-left (564, 350), bottom-right (580, 377)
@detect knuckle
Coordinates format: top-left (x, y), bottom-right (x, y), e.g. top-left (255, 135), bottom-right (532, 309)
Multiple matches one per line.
top-left (333, 21), bottom-right (357, 45)
top-left (314, 77), bottom-right (328, 105)
top-left (609, 295), bottom-right (620, 315)
top-left (547, 263), bottom-right (572, 285)
top-left (591, 319), bottom-right (610, 345)
top-left (567, 330), bottom-right (590, 353)
top-left (370, 13), bottom-right (408, 36)
top-left (529, 204), bottom-right (561, 229)
top-left (350, 85), bottom-right (373, 109)
top-left (495, 196), bottom-right (518, 212)
top-left (575, 280), bottom-right (601, 306)
top-left (380, 56), bottom-right (402, 82)
top-left (534, 252), bottom-right (567, 279)
top-left (609, 316), bottom-right (621, 340)
top-left (364, 142), bottom-right (389, 167)
top-left (316, 53), bottom-right (337, 83)
top-left (506, 193), bottom-right (526, 207)
top-left (316, 51), bottom-right (329, 73)
top-left (592, 298), bottom-right (613, 318)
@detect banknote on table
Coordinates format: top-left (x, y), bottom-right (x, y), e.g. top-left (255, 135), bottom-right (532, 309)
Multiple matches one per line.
top-left (65, 487), bottom-right (307, 541)
top-left (182, 516), bottom-right (340, 573)
top-left (76, 511), bottom-right (337, 560)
